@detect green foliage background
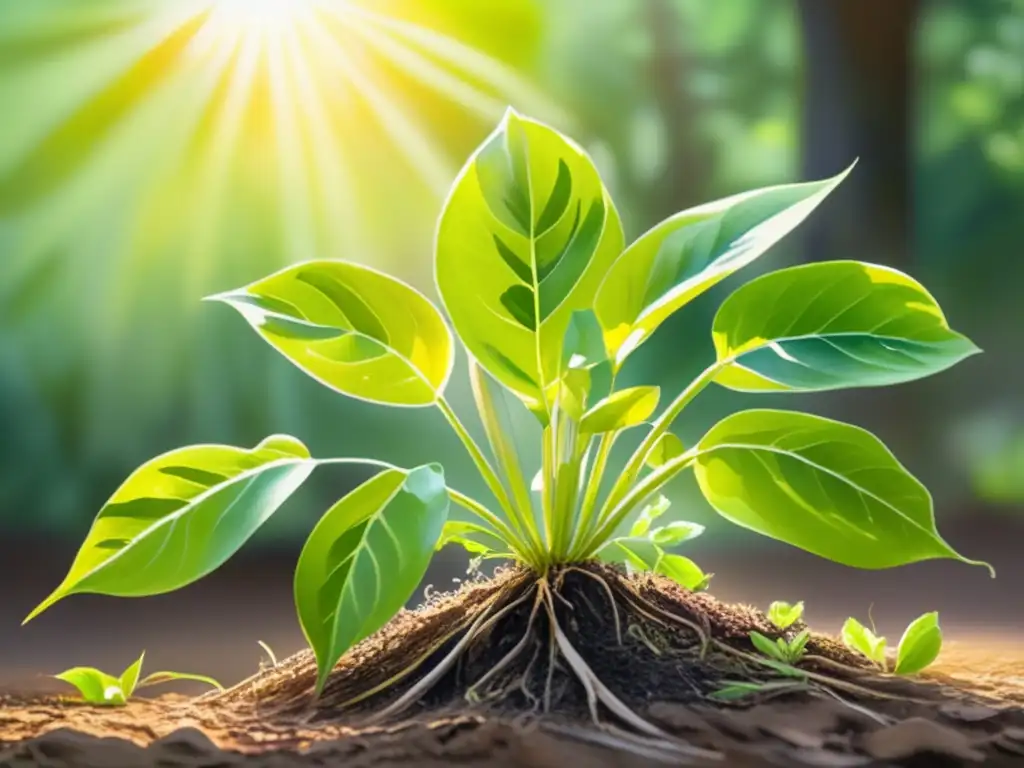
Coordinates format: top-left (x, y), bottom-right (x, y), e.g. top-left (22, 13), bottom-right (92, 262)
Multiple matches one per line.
top-left (1, 0), bottom-right (1021, 540)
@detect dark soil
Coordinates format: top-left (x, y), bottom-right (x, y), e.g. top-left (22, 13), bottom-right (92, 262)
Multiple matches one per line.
top-left (3, 564), bottom-right (1024, 767)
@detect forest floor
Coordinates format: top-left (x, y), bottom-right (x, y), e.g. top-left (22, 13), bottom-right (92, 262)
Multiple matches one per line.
top-left (2, 566), bottom-right (1024, 768)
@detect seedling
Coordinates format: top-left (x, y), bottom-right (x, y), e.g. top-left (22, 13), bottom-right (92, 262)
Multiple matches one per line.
top-left (842, 611), bottom-right (944, 675)
top-left (767, 601), bottom-right (804, 631)
top-left (24, 110), bottom-right (989, 726)
top-left (55, 652), bottom-right (221, 707)
top-left (749, 629), bottom-right (811, 665)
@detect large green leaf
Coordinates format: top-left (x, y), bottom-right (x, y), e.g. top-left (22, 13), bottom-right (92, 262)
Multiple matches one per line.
top-left (712, 261), bottom-right (980, 392)
top-left (209, 261), bottom-right (453, 407)
top-left (594, 167), bottom-right (852, 366)
top-left (26, 436), bottom-right (314, 622)
top-left (436, 109), bottom-right (624, 413)
top-left (693, 410), bottom-right (992, 572)
top-left (294, 464), bottom-right (450, 693)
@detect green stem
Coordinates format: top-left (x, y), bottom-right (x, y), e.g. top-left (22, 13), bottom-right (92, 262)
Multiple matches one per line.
top-left (581, 449), bottom-right (698, 557)
top-left (448, 489), bottom-right (532, 562)
top-left (599, 361), bottom-right (721, 525)
top-left (569, 432), bottom-right (616, 559)
top-left (437, 397), bottom-right (540, 563)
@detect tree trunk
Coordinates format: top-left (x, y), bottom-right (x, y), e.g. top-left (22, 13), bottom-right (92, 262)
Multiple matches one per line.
top-left (796, 0), bottom-right (930, 466)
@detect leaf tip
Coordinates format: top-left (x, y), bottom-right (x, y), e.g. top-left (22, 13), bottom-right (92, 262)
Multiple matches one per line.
top-left (22, 591), bottom-right (62, 626)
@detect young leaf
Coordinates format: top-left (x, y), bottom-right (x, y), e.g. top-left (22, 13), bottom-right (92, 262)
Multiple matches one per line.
top-left (657, 553), bottom-right (711, 591)
top-left (208, 260), bottom-right (454, 407)
top-left (650, 521), bottom-right (705, 547)
top-left (594, 166), bottom-right (852, 366)
top-left (137, 671), bottom-right (223, 690)
top-left (768, 601), bottom-right (804, 630)
top-left (644, 432), bottom-right (685, 469)
top-left (119, 652), bottom-right (145, 699)
top-left (788, 629), bottom-right (811, 661)
top-left (895, 612), bottom-right (943, 676)
top-left (709, 681), bottom-right (769, 702)
top-left (435, 109), bottom-right (624, 415)
top-left (712, 261), bottom-right (979, 392)
top-left (55, 667), bottom-right (126, 706)
top-left (437, 520), bottom-right (508, 556)
top-left (25, 436), bottom-right (314, 622)
top-left (842, 617), bottom-right (888, 667)
top-left (294, 464), bottom-right (450, 694)
top-left (580, 386), bottom-right (660, 434)
top-left (597, 537), bottom-right (708, 591)
top-left (749, 631), bottom-right (788, 663)
top-left (693, 410), bottom-right (993, 572)
top-left (629, 495), bottom-right (671, 537)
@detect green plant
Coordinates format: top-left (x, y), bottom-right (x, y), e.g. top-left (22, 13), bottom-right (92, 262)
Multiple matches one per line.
top-left (842, 612), bottom-right (944, 675)
top-left (25, 110), bottom-right (989, 705)
top-left (54, 652), bottom-right (221, 707)
top-left (749, 629), bottom-right (811, 665)
top-left (767, 601), bottom-right (804, 631)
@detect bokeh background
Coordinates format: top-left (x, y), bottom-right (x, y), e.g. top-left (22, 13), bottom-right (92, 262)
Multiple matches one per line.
top-left (1, 0), bottom-right (1022, 692)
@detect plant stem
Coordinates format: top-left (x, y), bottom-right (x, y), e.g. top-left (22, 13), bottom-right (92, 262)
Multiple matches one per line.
top-left (436, 396), bottom-right (541, 563)
top-left (598, 361), bottom-right (721, 525)
top-left (581, 449), bottom-right (699, 556)
top-left (569, 432), bottom-right (616, 559)
top-left (448, 489), bottom-right (531, 562)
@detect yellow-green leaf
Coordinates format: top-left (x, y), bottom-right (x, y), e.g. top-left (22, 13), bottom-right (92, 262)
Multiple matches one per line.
top-left (895, 612), bottom-right (943, 675)
top-left (841, 617), bottom-right (887, 666)
top-left (436, 109), bottom-right (624, 414)
top-left (712, 261), bottom-right (979, 392)
top-left (644, 432), bottom-right (685, 469)
top-left (595, 167), bottom-right (851, 366)
top-left (25, 436), bottom-right (313, 622)
top-left (209, 260), bottom-right (453, 407)
top-left (579, 386), bottom-right (660, 434)
top-left (55, 667), bottom-right (126, 706)
top-left (693, 410), bottom-right (992, 572)
top-left (294, 464), bottom-right (450, 694)
top-left (767, 601), bottom-right (804, 631)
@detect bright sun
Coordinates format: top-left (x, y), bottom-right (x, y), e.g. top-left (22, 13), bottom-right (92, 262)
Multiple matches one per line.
top-left (209, 0), bottom-right (315, 31)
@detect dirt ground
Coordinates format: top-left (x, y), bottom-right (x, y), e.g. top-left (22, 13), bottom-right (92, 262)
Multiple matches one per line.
top-left (2, 568), bottom-right (1024, 767)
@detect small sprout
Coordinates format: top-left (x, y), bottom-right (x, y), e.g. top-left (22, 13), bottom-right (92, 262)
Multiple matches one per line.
top-left (842, 617), bottom-right (888, 670)
top-left (55, 652), bottom-right (221, 707)
top-left (709, 681), bottom-right (766, 702)
top-left (629, 495), bottom-right (672, 537)
top-left (894, 611), bottom-right (943, 676)
top-left (258, 640), bottom-right (279, 669)
top-left (749, 629), bottom-right (810, 665)
top-left (767, 600), bottom-right (804, 630)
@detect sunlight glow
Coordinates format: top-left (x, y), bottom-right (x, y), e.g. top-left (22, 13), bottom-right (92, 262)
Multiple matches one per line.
top-left (209, 0), bottom-right (315, 32)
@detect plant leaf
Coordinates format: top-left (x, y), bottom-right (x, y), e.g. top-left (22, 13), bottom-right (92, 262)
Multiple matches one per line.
top-left (119, 652), bottom-right (145, 698)
top-left (895, 611), bottom-right (943, 675)
top-left (650, 521), bottom-right (705, 547)
top-left (437, 520), bottom-right (507, 556)
top-left (842, 617), bottom-right (888, 666)
top-left (597, 537), bottom-right (708, 590)
top-left (788, 630), bottom-right (811, 660)
top-left (55, 667), bottom-right (126, 706)
top-left (137, 671), bottom-right (223, 690)
top-left (294, 464), bottom-right (450, 694)
top-left (580, 386), bottom-right (660, 434)
top-left (595, 166), bottom-right (851, 366)
top-left (644, 433), bottom-right (685, 469)
top-left (436, 109), bottom-right (624, 414)
top-left (629, 495), bottom-right (671, 537)
top-left (712, 261), bottom-right (980, 392)
top-left (767, 601), bottom-right (804, 630)
top-left (563, 309), bottom-right (608, 371)
top-left (693, 410), bottom-right (992, 572)
top-left (208, 260), bottom-right (454, 407)
top-left (750, 631), bottom-right (787, 662)
top-left (25, 436), bottom-right (314, 622)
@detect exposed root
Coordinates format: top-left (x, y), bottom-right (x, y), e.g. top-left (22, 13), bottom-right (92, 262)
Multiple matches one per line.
top-left (206, 562), bottom-right (959, 754)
